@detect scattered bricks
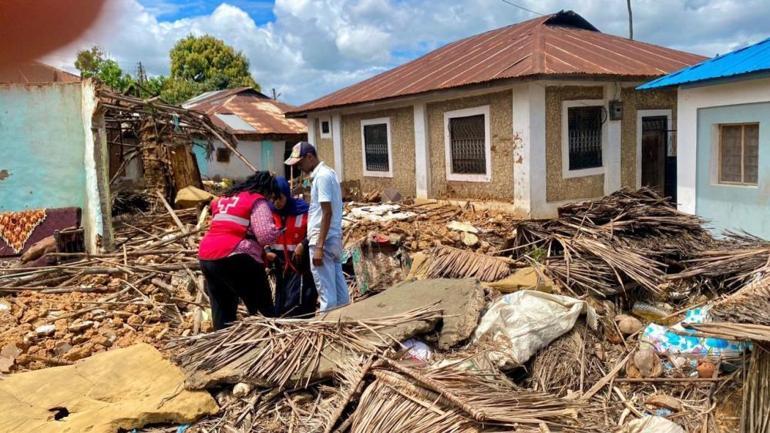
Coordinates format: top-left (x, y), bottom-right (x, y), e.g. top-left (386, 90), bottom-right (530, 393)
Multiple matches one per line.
top-left (54, 342), bottom-right (73, 357)
top-left (127, 315), bottom-right (143, 327)
top-left (54, 318), bottom-right (69, 333)
top-left (68, 320), bottom-right (95, 333)
top-left (72, 335), bottom-right (89, 345)
top-left (91, 335), bottom-right (110, 348)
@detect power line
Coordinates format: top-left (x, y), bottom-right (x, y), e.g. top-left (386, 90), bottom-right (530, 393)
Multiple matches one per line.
top-left (500, 0), bottom-right (545, 16)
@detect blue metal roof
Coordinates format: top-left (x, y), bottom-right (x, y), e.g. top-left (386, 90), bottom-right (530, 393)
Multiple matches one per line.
top-left (638, 38), bottom-right (770, 89)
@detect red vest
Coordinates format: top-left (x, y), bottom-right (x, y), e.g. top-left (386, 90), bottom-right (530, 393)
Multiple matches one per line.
top-left (198, 192), bottom-right (265, 260)
top-left (272, 212), bottom-right (307, 272)
top-left (272, 212), bottom-right (308, 252)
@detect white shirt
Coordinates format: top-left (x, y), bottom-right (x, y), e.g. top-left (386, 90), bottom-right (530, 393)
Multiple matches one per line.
top-left (307, 162), bottom-right (343, 246)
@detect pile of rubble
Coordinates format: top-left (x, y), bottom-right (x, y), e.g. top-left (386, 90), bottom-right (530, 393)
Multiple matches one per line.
top-left (0, 195), bottom-right (209, 372)
top-left (2, 187), bottom-right (769, 433)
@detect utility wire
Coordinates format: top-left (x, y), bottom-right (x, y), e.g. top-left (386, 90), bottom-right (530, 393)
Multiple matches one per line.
top-left (500, 0), bottom-right (545, 16)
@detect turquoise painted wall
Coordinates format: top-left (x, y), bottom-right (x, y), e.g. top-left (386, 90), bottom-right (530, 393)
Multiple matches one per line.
top-left (192, 138), bottom-right (209, 177)
top-left (697, 102), bottom-right (770, 237)
top-left (0, 83), bottom-right (88, 211)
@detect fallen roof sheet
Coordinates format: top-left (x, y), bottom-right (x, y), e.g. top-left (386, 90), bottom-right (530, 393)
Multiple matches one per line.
top-left (288, 10), bottom-right (705, 115)
top-left (184, 87), bottom-right (306, 136)
top-left (639, 37), bottom-right (770, 89)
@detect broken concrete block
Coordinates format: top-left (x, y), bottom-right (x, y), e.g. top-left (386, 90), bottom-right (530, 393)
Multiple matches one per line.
top-left (381, 187), bottom-right (402, 203)
top-left (446, 221), bottom-right (479, 234)
top-left (34, 325), bottom-right (55, 337)
top-left (0, 343), bottom-right (218, 433)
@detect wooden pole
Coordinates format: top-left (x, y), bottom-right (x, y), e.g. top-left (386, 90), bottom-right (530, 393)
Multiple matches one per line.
top-left (627, 0), bottom-right (634, 40)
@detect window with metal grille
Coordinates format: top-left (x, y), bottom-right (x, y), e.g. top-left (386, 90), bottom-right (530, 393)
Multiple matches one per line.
top-left (216, 148), bottom-right (231, 163)
top-left (567, 106), bottom-right (603, 170)
top-left (363, 122), bottom-right (389, 172)
top-left (719, 123), bottom-right (758, 185)
top-left (320, 118), bottom-right (331, 138)
top-left (449, 114), bottom-right (486, 175)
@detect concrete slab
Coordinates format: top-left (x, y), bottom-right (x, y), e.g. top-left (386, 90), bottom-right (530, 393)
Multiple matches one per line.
top-left (0, 343), bottom-right (218, 433)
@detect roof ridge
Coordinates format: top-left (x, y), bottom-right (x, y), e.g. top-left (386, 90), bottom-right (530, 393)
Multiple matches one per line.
top-left (289, 10), bottom-right (704, 115)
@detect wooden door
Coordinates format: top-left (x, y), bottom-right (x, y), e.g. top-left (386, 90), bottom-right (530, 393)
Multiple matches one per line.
top-left (641, 116), bottom-right (668, 196)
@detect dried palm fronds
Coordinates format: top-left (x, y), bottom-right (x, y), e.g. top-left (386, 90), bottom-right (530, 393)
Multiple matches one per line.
top-left (529, 322), bottom-right (605, 396)
top-left (687, 322), bottom-right (770, 343)
top-left (741, 343), bottom-right (770, 433)
top-left (345, 359), bottom-right (593, 433)
top-left (710, 274), bottom-right (770, 325)
top-left (191, 385), bottom-right (337, 433)
top-left (170, 306), bottom-right (442, 390)
top-left (426, 245), bottom-right (513, 282)
top-left (510, 188), bottom-right (713, 297)
top-left (670, 233), bottom-right (770, 293)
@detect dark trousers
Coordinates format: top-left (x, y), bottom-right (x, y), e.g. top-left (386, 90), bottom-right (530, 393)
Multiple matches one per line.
top-left (200, 254), bottom-right (274, 330)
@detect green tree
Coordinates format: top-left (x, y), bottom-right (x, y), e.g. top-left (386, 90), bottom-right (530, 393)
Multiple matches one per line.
top-left (74, 46), bottom-right (133, 93)
top-left (163, 34), bottom-right (259, 103)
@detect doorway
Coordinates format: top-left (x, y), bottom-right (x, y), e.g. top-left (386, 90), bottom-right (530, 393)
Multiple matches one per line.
top-left (638, 111), bottom-right (675, 201)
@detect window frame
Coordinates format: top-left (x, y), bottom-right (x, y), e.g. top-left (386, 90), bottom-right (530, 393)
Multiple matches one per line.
top-left (443, 105), bottom-right (492, 183)
top-left (715, 122), bottom-right (759, 188)
top-left (561, 99), bottom-right (607, 179)
top-left (319, 117), bottom-right (332, 139)
top-left (360, 117), bottom-right (393, 178)
top-left (215, 147), bottom-right (231, 163)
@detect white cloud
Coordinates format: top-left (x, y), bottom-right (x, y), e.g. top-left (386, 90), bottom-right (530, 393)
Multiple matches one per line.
top-left (42, 0), bottom-right (770, 105)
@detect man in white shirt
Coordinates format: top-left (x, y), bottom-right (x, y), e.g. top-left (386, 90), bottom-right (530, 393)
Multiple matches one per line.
top-left (285, 141), bottom-right (348, 311)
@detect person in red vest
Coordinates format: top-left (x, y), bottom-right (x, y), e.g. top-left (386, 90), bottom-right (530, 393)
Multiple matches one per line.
top-left (265, 176), bottom-right (318, 316)
top-left (198, 171), bottom-right (280, 330)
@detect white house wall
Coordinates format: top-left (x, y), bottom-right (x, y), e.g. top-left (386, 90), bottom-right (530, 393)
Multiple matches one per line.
top-left (677, 77), bottom-right (770, 214)
top-left (677, 76), bottom-right (770, 237)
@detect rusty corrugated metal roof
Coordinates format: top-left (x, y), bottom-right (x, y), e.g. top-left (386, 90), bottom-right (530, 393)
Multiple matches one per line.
top-left (288, 10), bottom-right (706, 115)
top-left (184, 87), bottom-right (306, 136)
top-left (0, 62), bottom-right (80, 84)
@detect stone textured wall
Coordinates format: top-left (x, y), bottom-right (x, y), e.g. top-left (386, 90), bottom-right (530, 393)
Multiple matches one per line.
top-left (545, 85), bottom-right (605, 202)
top-left (341, 106), bottom-right (416, 197)
top-left (426, 90), bottom-right (514, 201)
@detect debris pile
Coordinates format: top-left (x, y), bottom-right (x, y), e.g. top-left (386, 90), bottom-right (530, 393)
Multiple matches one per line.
top-left (510, 188), bottom-right (712, 297)
top-left (2, 186), bottom-right (768, 433)
top-left (0, 194), bottom-right (208, 372)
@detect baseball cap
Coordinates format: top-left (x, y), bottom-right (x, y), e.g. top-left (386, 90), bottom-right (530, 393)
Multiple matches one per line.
top-left (284, 141), bottom-right (317, 165)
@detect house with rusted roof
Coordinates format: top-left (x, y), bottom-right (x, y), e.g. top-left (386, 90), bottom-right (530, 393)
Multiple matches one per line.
top-left (287, 10), bottom-right (706, 217)
top-left (184, 87), bottom-right (307, 179)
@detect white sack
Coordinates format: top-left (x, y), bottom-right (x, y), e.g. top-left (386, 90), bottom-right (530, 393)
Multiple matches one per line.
top-left (472, 290), bottom-right (597, 368)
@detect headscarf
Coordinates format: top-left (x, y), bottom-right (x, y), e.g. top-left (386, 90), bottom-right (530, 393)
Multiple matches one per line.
top-left (271, 176), bottom-right (309, 216)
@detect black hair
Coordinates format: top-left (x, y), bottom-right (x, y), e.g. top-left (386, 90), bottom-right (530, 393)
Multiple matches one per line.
top-left (222, 171), bottom-right (279, 198)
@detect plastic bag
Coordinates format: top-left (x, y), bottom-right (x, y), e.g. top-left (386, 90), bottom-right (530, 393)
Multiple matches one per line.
top-left (472, 290), bottom-right (597, 368)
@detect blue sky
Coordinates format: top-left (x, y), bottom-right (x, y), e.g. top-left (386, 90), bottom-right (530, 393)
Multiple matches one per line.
top-left (141, 0), bottom-right (276, 22)
top-left (44, 0), bottom-right (770, 105)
